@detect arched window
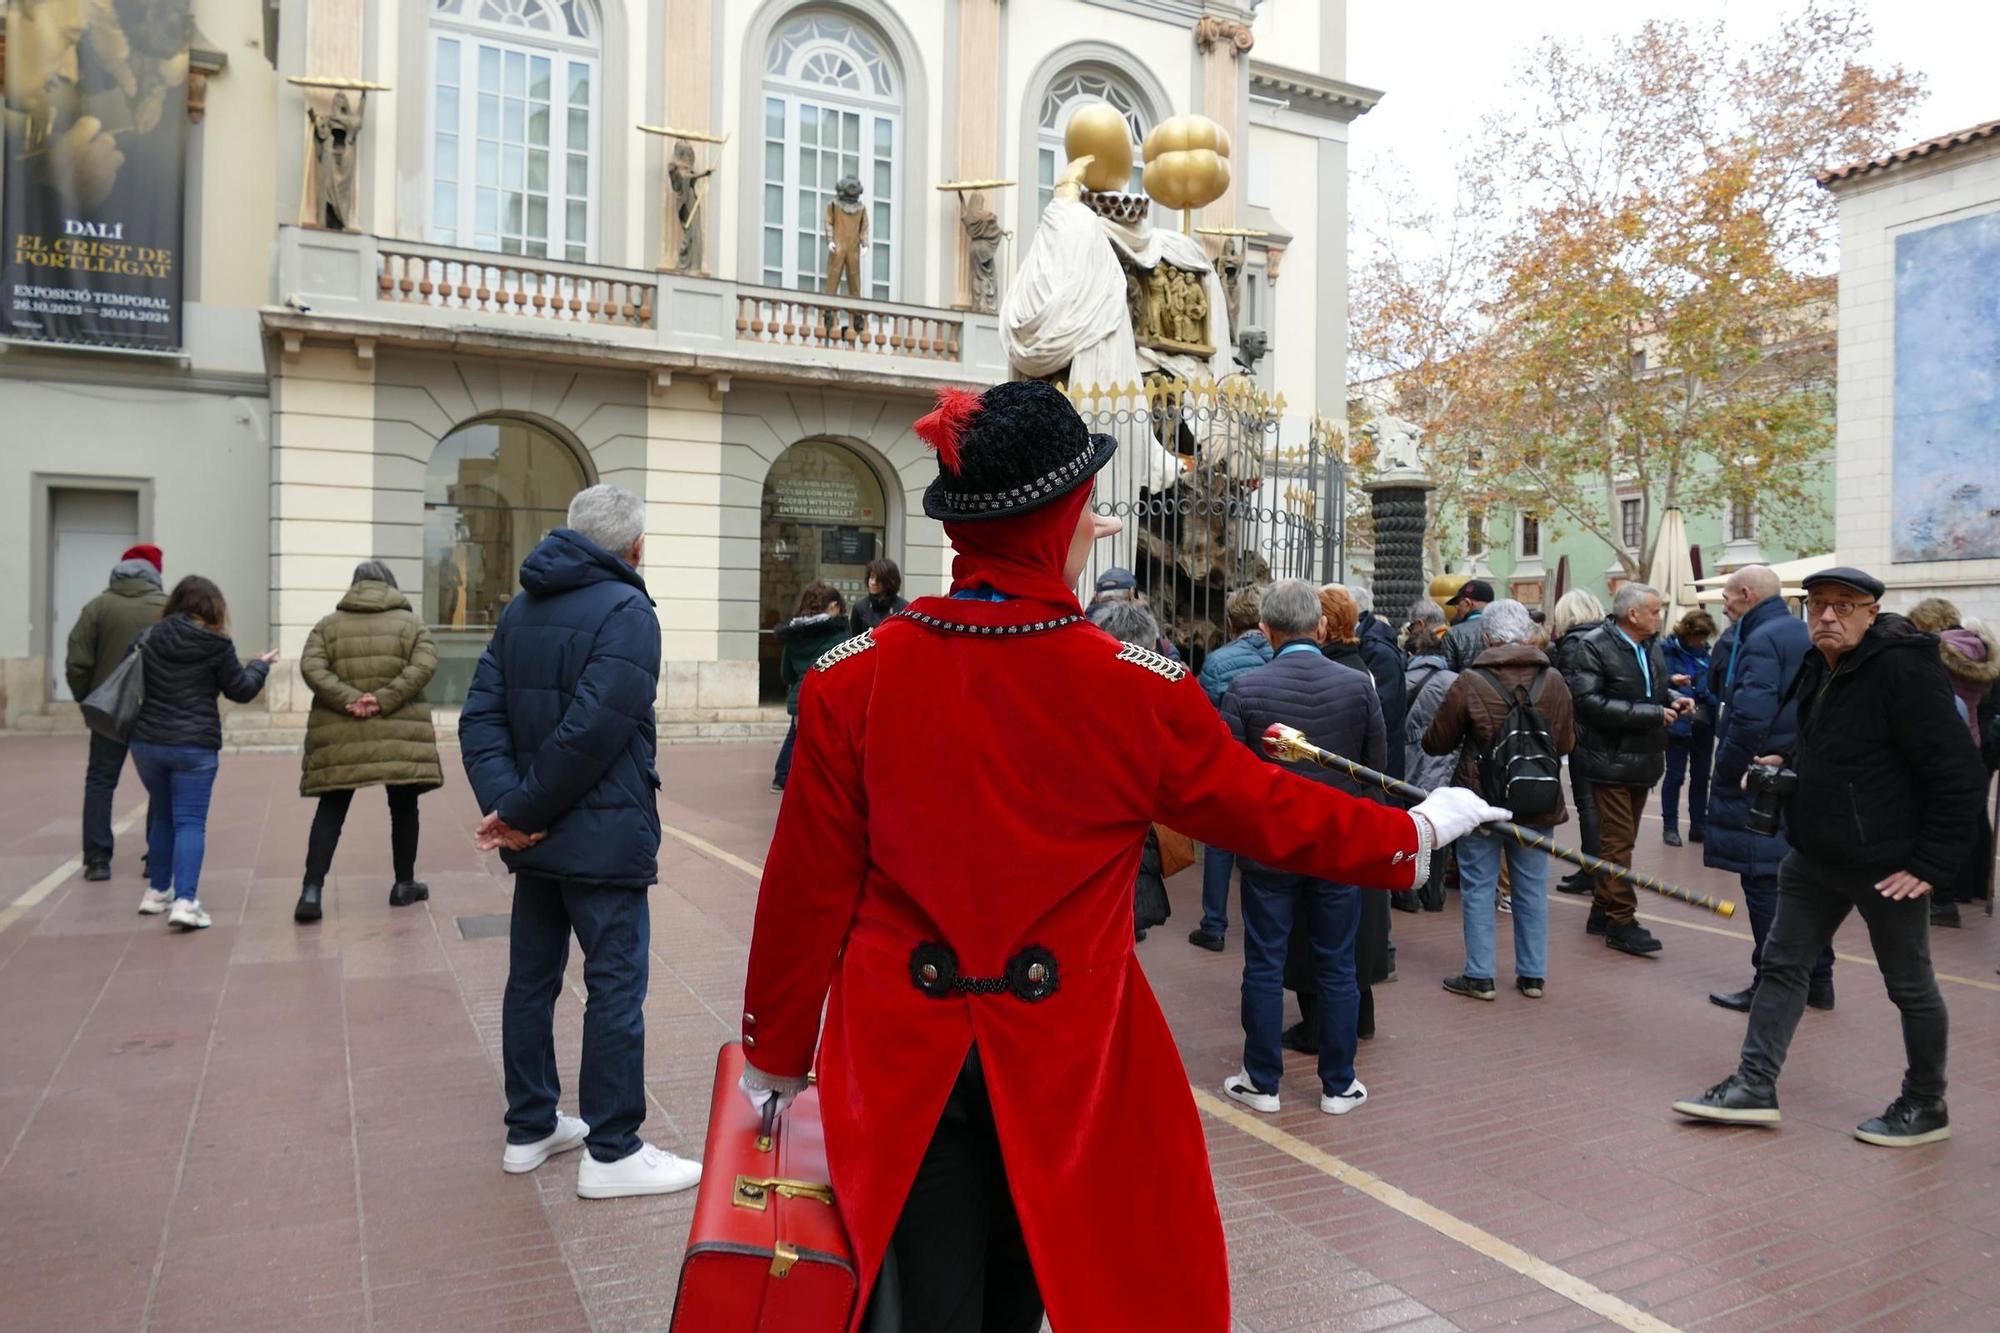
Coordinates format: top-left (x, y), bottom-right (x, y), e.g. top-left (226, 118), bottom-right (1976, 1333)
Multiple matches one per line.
top-left (1037, 69), bottom-right (1149, 215)
top-left (423, 417), bottom-right (591, 702)
top-left (429, 0), bottom-right (600, 261)
top-left (760, 10), bottom-right (902, 299)
top-left (759, 438), bottom-right (889, 700)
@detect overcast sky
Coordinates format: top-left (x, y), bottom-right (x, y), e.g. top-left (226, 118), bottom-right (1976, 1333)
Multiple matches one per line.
top-left (1346, 0), bottom-right (2000, 218)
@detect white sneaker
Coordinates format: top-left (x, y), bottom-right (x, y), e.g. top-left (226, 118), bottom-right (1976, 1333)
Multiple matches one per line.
top-left (575, 1142), bottom-right (702, 1199)
top-left (167, 899), bottom-right (211, 931)
top-left (137, 888), bottom-right (174, 915)
top-left (503, 1114), bottom-right (590, 1174)
top-left (1222, 1071), bottom-right (1280, 1114)
top-left (1321, 1079), bottom-right (1368, 1116)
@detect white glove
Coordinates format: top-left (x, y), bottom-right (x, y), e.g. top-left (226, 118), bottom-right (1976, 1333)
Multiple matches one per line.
top-left (739, 1068), bottom-right (808, 1118)
top-left (1409, 786), bottom-right (1512, 848)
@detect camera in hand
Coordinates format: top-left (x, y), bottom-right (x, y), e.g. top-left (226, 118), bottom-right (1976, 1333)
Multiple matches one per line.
top-left (1744, 763), bottom-right (1799, 837)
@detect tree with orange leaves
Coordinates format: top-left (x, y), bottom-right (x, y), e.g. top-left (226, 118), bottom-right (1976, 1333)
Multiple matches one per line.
top-left (1352, 3), bottom-right (1922, 575)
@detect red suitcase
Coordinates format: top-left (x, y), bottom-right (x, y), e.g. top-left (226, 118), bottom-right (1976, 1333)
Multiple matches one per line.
top-left (670, 1042), bottom-right (858, 1332)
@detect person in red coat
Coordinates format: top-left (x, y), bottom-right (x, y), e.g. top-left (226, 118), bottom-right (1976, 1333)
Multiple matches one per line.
top-left (738, 380), bottom-right (1509, 1333)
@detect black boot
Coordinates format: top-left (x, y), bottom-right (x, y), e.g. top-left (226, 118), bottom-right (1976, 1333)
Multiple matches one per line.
top-left (1586, 904), bottom-right (1608, 935)
top-left (1930, 902), bottom-right (1962, 929)
top-left (83, 862), bottom-right (111, 882)
top-left (1390, 890), bottom-right (1419, 913)
top-left (1662, 826), bottom-right (1683, 847)
top-left (294, 882), bottom-right (323, 923)
top-left (389, 880), bottom-right (430, 907)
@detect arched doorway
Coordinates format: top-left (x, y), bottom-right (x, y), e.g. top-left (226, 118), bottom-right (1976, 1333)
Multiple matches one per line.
top-left (760, 438), bottom-right (889, 701)
top-left (423, 416), bottom-right (592, 703)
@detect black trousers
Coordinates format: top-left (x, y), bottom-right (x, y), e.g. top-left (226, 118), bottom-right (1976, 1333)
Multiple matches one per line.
top-left (82, 732), bottom-right (130, 865)
top-left (1568, 762), bottom-right (1600, 857)
top-left (1738, 852), bottom-right (1948, 1101)
top-left (881, 1047), bottom-right (1044, 1333)
top-left (303, 785), bottom-right (423, 886)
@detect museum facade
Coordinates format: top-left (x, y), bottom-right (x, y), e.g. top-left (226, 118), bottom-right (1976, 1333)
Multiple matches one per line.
top-left (0, 0), bottom-right (1374, 735)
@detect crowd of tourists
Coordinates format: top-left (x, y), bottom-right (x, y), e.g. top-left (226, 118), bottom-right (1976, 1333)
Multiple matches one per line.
top-left (50, 374), bottom-right (2000, 1328)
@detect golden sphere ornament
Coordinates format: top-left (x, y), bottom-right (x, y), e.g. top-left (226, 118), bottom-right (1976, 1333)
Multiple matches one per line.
top-left (1063, 103), bottom-right (1135, 193)
top-left (1141, 114), bottom-right (1233, 213)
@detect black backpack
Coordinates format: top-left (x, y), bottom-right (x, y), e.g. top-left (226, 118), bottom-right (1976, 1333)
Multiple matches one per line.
top-left (1470, 666), bottom-right (1562, 818)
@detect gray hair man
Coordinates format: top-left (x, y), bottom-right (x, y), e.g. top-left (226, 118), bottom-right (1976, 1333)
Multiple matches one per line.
top-left (1700, 565), bottom-right (1832, 1013)
top-left (1566, 581), bottom-right (1689, 956)
top-left (1348, 583), bottom-right (1396, 647)
top-left (1218, 578), bottom-right (1508, 1116)
top-left (460, 483), bottom-right (701, 1198)
top-left (1420, 599), bottom-right (1575, 999)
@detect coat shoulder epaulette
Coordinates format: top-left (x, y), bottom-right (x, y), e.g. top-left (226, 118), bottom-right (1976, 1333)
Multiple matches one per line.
top-left (1113, 640), bottom-right (1189, 682)
top-left (813, 630), bottom-right (877, 673)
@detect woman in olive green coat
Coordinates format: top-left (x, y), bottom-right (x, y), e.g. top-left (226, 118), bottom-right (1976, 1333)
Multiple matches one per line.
top-left (295, 561), bottom-right (443, 922)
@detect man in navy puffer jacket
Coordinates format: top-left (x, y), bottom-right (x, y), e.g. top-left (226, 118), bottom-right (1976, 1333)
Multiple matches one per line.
top-left (461, 485), bottom-right (701, 1201)
top-left (1701, 565), bottom-right (1832, 1013)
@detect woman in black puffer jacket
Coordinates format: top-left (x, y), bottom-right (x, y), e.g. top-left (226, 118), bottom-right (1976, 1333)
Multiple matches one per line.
top-left (128, 576), bottom-right (277, 931)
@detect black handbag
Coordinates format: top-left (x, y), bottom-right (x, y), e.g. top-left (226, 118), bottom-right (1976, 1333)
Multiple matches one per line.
top-left (79, 625), bottom-right (155, 742)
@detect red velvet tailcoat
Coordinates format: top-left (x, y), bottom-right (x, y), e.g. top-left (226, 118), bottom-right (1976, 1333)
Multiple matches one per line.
top-left (742, 595), bottom-right (1420, 1332)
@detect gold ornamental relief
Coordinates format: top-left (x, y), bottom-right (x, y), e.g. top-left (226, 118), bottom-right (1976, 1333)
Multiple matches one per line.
top-left (1122, 259), bottom-right (1213, 358)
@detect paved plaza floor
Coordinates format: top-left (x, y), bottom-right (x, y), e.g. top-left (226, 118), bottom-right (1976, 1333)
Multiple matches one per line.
top-left (2, 734), bottom-right (1998, 1332)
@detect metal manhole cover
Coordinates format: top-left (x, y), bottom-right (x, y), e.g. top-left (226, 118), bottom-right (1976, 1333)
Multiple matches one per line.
top-left (456, 913), bottom-right (511, 940)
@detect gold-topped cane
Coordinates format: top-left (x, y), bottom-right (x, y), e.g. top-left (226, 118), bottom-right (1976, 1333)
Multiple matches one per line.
top-left (1260, 724), bottom-right (1736, 918)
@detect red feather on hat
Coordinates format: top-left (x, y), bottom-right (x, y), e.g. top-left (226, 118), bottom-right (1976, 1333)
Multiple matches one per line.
top-left (913, 386), bottom-right (981, 475)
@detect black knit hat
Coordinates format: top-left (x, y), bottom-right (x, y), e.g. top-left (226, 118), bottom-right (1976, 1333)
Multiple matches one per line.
top-left (917, 380), bottom-right (1119, 521)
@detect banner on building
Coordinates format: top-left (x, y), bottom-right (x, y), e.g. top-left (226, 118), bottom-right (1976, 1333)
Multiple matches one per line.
top-left (2, 0), bottom-right (192, 350)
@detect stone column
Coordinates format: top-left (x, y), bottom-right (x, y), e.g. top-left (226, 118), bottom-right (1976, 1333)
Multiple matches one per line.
top-left (1193, 13), bottom-right (1255, 236)
top-left (950, 0), bottom-right (1004, 310)
top-left (1365, 472), bottom-right (1436, 626)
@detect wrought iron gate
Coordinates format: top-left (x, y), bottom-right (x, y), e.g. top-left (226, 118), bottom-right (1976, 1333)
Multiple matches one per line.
top-left (1065, 379), bottom-right (1347, 672)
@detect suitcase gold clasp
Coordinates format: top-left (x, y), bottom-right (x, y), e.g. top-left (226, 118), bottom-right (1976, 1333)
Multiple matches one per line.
top-left (733, 1175), bottom-right (836, 1211)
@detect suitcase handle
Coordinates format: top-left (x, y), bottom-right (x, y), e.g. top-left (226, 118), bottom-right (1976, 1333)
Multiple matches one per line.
top-left (755, 1094), bottom-right (780, 1153)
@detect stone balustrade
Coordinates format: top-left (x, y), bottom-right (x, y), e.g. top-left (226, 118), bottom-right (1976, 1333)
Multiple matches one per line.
top-left (276, 227), bottom-right (1004, 385)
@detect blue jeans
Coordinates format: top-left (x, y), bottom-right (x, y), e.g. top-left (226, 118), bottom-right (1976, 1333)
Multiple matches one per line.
top-left (773, 718), bottom-right (799, 787)
top-left (1742, 872), bottom-right (1833, 988)
top-left (1455, 829), bottom-right (1548, 981)
top-left (1661, 725), bottom-right (1713, 832)
top-left (503, 872), bottom-right (651, 1163)
top-left (128, 742), bottom-right (220, 901)
top-left (1199, 843), bottom-right (1234, 936)
top-left (1239, 867), bottom-right (1360, 1097)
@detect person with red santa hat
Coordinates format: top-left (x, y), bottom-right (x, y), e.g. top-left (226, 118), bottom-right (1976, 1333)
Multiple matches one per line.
top-left (66, 543), bottom-right (168, 881)
top-left (737, 380), bottom-right (1507, 1332)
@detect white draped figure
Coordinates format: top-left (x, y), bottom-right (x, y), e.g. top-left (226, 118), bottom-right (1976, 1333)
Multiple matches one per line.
top-left (1001, 163), bottom-right (1232, 497)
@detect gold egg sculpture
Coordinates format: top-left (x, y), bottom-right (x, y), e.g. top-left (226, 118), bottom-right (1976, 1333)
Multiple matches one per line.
top-left (1141, 115), bottom-right (1232, 212)
top-left (1063, 103), bottom-right (1136, 194)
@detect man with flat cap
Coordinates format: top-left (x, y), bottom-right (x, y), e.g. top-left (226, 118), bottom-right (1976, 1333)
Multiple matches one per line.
top-left (736, 379), bottom-right (1508, 1331)
top-left (1674, 567), bottom-right (1987, 1147)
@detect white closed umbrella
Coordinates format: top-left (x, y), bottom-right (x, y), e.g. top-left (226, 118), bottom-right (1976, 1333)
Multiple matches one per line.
top-left (1645, 506), bottom-right (1699, 624)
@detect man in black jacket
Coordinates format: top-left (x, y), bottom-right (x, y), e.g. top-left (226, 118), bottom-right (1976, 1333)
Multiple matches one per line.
top-left (1673, 568), bottom-right (1987, 1147)
top-left (1569, 582), bottom-right (1690, 956)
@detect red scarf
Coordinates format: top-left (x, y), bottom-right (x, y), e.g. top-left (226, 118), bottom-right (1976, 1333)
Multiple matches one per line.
top-left (944, 485), bottom-right (1093, 614)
